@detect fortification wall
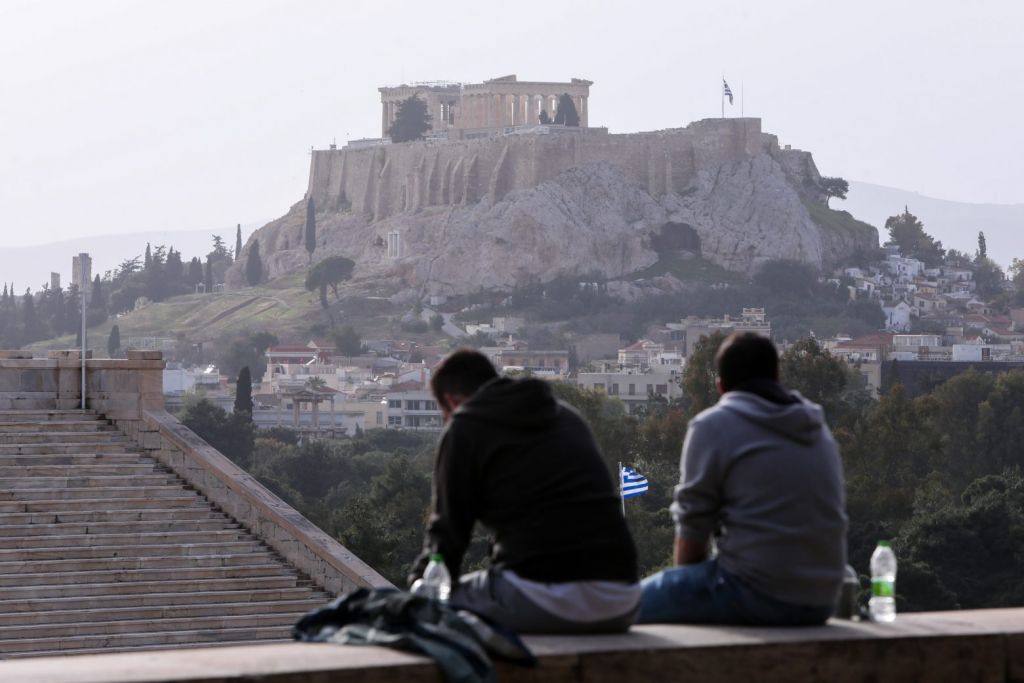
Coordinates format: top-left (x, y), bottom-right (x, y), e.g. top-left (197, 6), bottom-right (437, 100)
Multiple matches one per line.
top-left (307, 118), bottom-right (777, 222)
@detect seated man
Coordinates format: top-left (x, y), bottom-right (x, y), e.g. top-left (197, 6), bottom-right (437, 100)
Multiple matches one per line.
top-left (637, 332), bottom-right (847, 625)
top-left (410, 348), bottom-right (640, 633)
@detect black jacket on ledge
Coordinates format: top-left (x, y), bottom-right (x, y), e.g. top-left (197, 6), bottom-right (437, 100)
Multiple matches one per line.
top-left (410, 377), bottom-right (638, 586)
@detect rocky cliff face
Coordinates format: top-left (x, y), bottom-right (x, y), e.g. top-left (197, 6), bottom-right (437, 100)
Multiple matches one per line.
top-left (227, 118), bottom-right (877, 298)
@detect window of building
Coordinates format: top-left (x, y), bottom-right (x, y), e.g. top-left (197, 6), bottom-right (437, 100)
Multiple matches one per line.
top-left (656, 384), bottom-right (668, 395)
top-left (593, 383), bottom-right (605, 391)
top-left (628, 384), bottom-right (636, 396)
top-left (388, 415), bottom-right (402, 426)
top-left (388, 399), bottom-right (402, 409)
top-left (425, 400), bottom-right (438, 411)
top-left (376, 412), bottom-right (383, 425)
top-left (406, 400), bottom-right (420, 410)
top-left (609, 383), bottom-right (619, 395)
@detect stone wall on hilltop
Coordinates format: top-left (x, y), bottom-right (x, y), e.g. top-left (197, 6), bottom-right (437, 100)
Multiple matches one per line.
top-left (226, 118), bottom-right (878, 297)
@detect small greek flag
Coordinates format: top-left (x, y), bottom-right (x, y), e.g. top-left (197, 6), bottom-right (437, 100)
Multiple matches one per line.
top-left (723, 79), bottom-right (734, 105)
top-left (621, 466), bottom-right (649, 498)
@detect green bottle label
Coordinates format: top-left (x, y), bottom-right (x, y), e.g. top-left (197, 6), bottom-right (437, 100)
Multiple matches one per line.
top-left (872, 579), bottom-right (895, 598)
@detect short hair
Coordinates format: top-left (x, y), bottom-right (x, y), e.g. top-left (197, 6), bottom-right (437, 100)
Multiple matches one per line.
top-left (430, 348), bottom-right (498, 410)
top-left (714, 332), bottom-right (779, 391)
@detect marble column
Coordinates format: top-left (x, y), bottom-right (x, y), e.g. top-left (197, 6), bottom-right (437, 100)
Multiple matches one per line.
top-left (582, 96), bottom-right (589, 127)
top-left (381, 102), bottom-right (388, 137)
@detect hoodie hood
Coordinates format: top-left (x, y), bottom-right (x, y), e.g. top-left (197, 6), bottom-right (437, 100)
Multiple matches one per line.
top-left (454, 377), bottom-right (560, 429)
top-left (717, 389), bottom-right (826, 445)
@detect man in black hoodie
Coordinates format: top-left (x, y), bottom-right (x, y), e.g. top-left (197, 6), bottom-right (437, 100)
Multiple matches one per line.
top-left (409, 348), bottom-right (640, 633)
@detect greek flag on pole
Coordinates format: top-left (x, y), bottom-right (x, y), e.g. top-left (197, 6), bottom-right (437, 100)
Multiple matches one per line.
top-left (621, 466), bottom-right (649, 498)
top-left (723, 79), bottom-right (734, 105)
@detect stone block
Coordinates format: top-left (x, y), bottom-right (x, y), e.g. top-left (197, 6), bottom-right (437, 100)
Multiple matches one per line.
top-left (18, 370), bottom-right (44, 392)
top-left (0, 351), bottom-right (33, 359)
top-left (127, 350), bottom-right (163, 361)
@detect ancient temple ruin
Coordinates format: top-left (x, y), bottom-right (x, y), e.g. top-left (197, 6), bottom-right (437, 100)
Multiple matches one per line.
top-left (378, 74), bottom-right (592, 137)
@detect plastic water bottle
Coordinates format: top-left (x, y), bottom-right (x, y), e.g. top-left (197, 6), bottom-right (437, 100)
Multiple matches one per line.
top-left (418, 553), bottom-right (452, 602)
top-left (869, 540), bottom-right (897, 622)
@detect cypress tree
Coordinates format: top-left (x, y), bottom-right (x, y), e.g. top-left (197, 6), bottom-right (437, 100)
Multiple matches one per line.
top-left (234, 366), bottom-right (253, 417)
top-left (235, 224), bottom-right (243, 260)
top-left (554, 93), bottom-right (580, 127)
top-left (107, 324), bottom-right (121, 357)
top-left (204, 257), bottom-right (213, 293)
top-left (144, 243), bottom-right (153, 270)
top-left (304, 197), bottom-right (317, 263)
top-left (245, 241), bottom-right (263, 286)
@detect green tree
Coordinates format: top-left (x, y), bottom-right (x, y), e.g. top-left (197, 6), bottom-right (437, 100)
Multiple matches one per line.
top-left (681, 331), bottom-right (727, 413)
top-left (180, 397), bottom-right (255, 468)
top-left (305, 376), bottom-right (327, 391)
top-left (386, 95), bottom-right (432, 143)
top-left (429, 313), bottom-right (444, 332)
top-left (819, 176), bottom-right (849, 207)
top-left (538, 110), bottom-right (552, 125)
top-left (333, 325), bottom-right (363, 356)
top-left (217, 331), bottom-right (278, 380)
top-left (553, 93), bottom-right (580, 126)
top-left (885, 208), bottom-right (945, 266)
top-left (204, 257), bottom-right (213, 293)
top-left (780, 337), bottom-right (853, 423)
top-left (235, 224), bottom-right (243, 260)
top-left (305, 255), bottom-right (355, 309)
top-left (973, 257), bottom-right (1005, 299)
top-left (234, 366), bottom-right (253, 417)
top-left (304, 197), bottom-right (317, 263)
top-left (107, 325), bottom-right (121, 357)
top-left (976, 231), bottom-right (988, 261)
top-left (245, 241), bottom-right (263, 286)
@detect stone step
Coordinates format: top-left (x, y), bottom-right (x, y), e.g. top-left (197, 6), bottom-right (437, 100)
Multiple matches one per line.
top-left (0, 611), bottom-right (304, 640)
top-left (0, 411), bottom-right (99, 423)
top-left (0, 540), bottom-right (265, 564)
top-left (0, 431), bottom-right (127, 444)
top-left (0, 597), bottom-right (324, 627)
top-left (0, 624), bottom-right (293, 655)
top-left (0, 442), bottom-right (131, 454)
top-left (0, 507), bottom-right (219, 526)
top-left (0, 575), bottom-right (301, 600)
top-left (0, 463), bottom-right (165, 477)
top-left (0, 563), bottom-right (295, 588)
top-left (0, 421), bottom-right (112, 433)
top-left (0, 473), bottom-right (179, 489)
top-left (0, 495), bottom-right (204, 513)
top-left (0, 453), bottom-right (156, 466)
top-left (0, 550), bottom-right (279, 575)
top-left (0, 638), bottom-right (282, 659)
top-left (0, 529), bottom-right (250, 550)
top-left (0, 586), bottom-right (322, 614)
top-left (0, 485), bottom-right (195, 501)
top-left (0, 518), bottom-right (239, 538)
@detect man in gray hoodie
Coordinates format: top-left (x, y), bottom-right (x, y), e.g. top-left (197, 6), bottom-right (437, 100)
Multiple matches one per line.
top-left (636, 332), bottom-right (847, 625)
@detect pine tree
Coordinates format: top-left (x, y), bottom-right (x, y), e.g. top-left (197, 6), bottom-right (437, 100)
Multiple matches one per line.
top-left (91, 275), bottom-right (103, 308)
top-left (235, 224), bottom-right (243, 260)
top-left (234, 366), bottom-right (253, 417)
top-left (188, 257), bottom-right (203, 286)
top-left (144, 243), bottom-right (153, 270)
top-left (977, 231), bottom-right (988, 261)
top-left (107, 325), bottom-right (121, 357)
top-left (386, 95), bottom-right (432, 143)
top-left (305, 197), bottom-right (317, 263)
top-left (245, 241), bottom-right (263, 286)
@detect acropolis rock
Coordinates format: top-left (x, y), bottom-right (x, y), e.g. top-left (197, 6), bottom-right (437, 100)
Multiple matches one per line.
top-left (227, 117), bottom-right (878, 298)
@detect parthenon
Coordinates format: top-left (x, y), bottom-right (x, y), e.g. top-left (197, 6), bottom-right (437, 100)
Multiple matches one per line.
top-left (378, 75), bottom-right (592, 138)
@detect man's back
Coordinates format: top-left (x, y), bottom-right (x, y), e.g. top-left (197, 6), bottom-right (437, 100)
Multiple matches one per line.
top-left (674, 390), bottom-right (847, 607)
top-left (434, 377), bottom-right (637, 584)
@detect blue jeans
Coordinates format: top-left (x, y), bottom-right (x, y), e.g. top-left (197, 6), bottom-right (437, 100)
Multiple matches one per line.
top-left (636, 558), bottom-right (833, 625)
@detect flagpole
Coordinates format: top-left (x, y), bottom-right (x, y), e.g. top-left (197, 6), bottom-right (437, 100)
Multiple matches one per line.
top-left (741, 80), bottom-right (745, 118)
top-left (721, 75), bottom-right (724, 119)
top-left (618, 461), bottom-right (625, 516)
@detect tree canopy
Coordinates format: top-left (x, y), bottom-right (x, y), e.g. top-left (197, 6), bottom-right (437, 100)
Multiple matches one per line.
top-left (387, 95), bottom-right (432, 143)
top-left (304, 197), bottom-right (317, 262)
top-left (305, 255), bottom-right (355, 309)
top-left (245, 241), bottom-right (263, 286)
top-left (554, 93), bottom-right (580, 127)
top-left (819, 176), bottom-right (849, 207)
top-left (885, 208), bottom-right (945, 266)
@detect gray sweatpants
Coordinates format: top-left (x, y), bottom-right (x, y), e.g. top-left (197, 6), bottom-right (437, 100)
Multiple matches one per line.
top-left (448, 569), bottom-right (638, 634)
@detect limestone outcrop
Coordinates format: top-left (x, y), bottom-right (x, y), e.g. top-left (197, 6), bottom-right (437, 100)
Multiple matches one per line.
top-left (227, 118), bottom-right (877, 298)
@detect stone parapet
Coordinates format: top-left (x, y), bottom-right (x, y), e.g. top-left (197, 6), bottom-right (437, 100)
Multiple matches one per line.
top-left (1, 608), bottom-right (1022, 682)
top-left (113, 408), bottom-right (391, 595)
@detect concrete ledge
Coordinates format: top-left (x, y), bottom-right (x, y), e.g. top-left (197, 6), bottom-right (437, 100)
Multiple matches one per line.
top-left (122, 409), bottom-right (391, 595)
top-left (1, 609), bottom-right (1022, 682)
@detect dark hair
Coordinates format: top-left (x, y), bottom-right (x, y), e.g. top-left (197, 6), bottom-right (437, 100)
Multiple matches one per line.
top-left (430, 348), bottom-right (498, 410)
top-left (714, 332), bottom-right (778, 391)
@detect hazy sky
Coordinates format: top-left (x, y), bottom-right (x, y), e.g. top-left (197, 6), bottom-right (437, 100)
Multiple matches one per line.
top-left (1, 0), bottom-right (1022, 249)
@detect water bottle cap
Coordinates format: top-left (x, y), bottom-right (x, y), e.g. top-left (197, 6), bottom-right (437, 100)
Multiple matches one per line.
top-left (429, 552), bottom-right (444, 562)
top-left (877, 540), bottom-right (890, 547)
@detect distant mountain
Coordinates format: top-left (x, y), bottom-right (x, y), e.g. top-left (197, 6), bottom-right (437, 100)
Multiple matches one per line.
top-left (0, 227), bottom-right (259, 293)
top-left (844, 182), bottom-right (1023, 268)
